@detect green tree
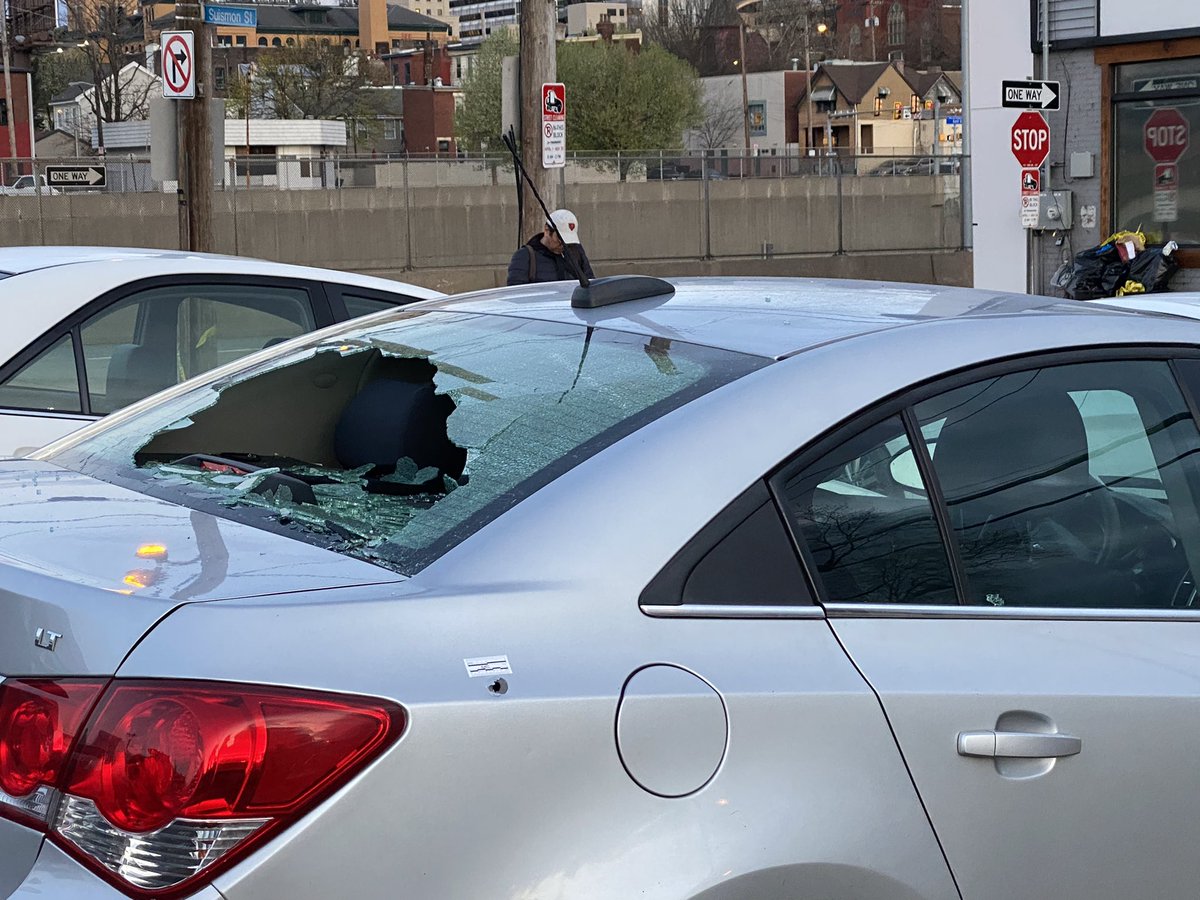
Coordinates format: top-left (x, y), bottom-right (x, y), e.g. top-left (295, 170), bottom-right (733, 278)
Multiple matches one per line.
top-left (556, 41), bottom-right (702, 152)
top-left (454, 28), bottom-right (519, 153)
top-left (32, 48), bottom-right (92, 128)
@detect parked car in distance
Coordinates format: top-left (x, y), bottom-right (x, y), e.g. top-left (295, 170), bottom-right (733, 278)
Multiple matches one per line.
top-left (0, 247), bottom-right (442, 456)
top-left (0, 175), bottom-right (59, 196)
top-left (6, 276), bottom-right (1200, 899)
top-left (870, 156), bottom-right (961, 176)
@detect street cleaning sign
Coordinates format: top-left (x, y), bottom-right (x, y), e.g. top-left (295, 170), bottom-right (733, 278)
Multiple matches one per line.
top-left (541, 83), bottom-right (566, 169)
top-left (161, 31), bottom-right (196, 99)
top-left (204, 4), bottom-right (257, 27)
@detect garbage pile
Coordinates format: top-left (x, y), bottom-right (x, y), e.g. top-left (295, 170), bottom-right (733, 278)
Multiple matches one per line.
top-left (1056, 230), bottom-right (1181, 300)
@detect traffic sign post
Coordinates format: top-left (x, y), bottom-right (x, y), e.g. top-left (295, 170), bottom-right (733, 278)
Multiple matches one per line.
top-left (541, 82), bottom-right (565, 169)
top-left (1002, 80), bottom-right (1060, 111)
top-left (45, 165), bottom-right (105, 188)
top-left (1012, 111), bottom-right (1050, 229)
top-left (162, 31), bottom-right (196, 99)
top-left (1145, 108), bottom-right (1189, 224)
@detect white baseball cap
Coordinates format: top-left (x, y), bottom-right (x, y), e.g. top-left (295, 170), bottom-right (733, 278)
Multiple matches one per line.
top-left (547, 208), bottom-right (581, 245)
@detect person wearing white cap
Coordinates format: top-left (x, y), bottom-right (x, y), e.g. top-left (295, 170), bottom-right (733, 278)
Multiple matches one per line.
top-left (506, 208), bottom-right (596, 285)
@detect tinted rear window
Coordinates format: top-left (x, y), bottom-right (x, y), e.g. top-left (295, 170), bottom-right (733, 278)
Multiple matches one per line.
top-left (46, 310), bottom-right (765, 574)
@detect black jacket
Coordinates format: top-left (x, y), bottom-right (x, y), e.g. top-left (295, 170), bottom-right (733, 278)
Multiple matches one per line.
top-left (506, 235), bottom-right (595, 285)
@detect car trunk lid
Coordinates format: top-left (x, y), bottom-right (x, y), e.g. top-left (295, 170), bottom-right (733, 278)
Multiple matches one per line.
top-left (0, 460), bottom-right (403, 677)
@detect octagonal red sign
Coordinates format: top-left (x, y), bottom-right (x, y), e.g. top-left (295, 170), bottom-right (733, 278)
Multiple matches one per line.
top-left (1011, 111), bottom-right (1050, 168)
top-left (1144, 107), bottom-right (1190, 164)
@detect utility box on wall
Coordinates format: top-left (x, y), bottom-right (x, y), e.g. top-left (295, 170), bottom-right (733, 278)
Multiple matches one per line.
top-left (1035, 190), bottom-right (1073, 230)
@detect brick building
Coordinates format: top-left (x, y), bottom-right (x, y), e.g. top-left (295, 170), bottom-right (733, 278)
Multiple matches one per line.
top-left (0, 59), bottom-right (35, 169)
top-left (835, 0), bottom-right (961, 70)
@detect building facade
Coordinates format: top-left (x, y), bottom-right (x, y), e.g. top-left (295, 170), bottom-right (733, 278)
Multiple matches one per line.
top-left (968, 0), bottom-right (1198, 294)
top-left (835, 0), bottom-right (961, 70)
top-left (0, 61), bottom-right (35, 168)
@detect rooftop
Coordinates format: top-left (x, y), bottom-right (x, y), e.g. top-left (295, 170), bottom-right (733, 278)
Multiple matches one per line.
top-left (424, 277), bottom-right (1132, 359)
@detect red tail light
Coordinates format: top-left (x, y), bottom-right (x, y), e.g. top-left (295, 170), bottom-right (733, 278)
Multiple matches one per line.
top-left (0, 679), bottom-right (405, 898)
top-left (0, 680), bottom-right (103, 825)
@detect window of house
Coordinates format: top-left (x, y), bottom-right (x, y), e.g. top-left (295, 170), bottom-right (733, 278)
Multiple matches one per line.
top-left (272, 37), bottom-right (282, 46)
top-left (887, 2), bottom-right (905, 47)
top-left (437, 138), bottom-right (451, 153)
top-left (236, 35), bottom-right (246, 46)
top-left (384, 119), bottom-right (398, 140)
top-left (258, 37), bottom-right (268, 46)
top-left (214, 67), bottom-right (227, 91)
top-left (236, 146), bottom-right (278, 178)
top-left (1113, 57), bottom-right (1200, 246)
top-left (0, 99), bottom-right (8, 128)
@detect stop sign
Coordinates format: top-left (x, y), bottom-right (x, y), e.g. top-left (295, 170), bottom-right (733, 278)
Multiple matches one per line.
top-left (1011, 111), bottom-right (1051, 168)
top-left (1144, 107), bottom-right (1190, 164)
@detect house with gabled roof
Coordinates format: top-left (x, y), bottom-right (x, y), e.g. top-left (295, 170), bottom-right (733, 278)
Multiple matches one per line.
top-left (797, 59), bottom-right (961, 158)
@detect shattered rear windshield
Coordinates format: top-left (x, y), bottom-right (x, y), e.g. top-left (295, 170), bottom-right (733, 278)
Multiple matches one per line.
top-left (45, 310), bottom-right (767, 575)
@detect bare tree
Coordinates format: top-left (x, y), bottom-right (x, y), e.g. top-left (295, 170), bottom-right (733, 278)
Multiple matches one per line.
top-left (66, 0), bottom-right (151, 149)
top-left (690, 92), bottom-right (742, 150)
top-left (642, 0), bottom-right (736, 73)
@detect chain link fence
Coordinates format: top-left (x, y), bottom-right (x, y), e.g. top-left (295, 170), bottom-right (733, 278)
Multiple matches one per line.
top-left (0, 152), bottom-right (967, 270)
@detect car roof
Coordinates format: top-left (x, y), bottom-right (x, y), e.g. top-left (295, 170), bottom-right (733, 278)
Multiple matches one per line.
top-left (430, 276), bottom-right (1138, 359)
top-left (1093, 293), bottom-right (1200, 319)
top-left (0, 247), bottom-right (442, 300)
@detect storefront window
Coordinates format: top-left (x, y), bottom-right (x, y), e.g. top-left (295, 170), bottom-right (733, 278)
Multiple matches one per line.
top-left (1113, 57), bottom-right (1200, 245)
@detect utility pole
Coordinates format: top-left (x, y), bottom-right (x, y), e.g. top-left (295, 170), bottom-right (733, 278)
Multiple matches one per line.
top-left (519, 0), bottom-right (556, 233)
top-left (0, 7), bottom-right (18, 175)
top-left (174, 1), bottom-right (214, 251)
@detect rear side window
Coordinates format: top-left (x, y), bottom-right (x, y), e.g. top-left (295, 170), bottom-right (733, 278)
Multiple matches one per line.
top-left (49, 311), bottom-right (765, 575)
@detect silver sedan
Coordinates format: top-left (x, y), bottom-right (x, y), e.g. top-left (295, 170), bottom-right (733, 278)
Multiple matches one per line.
top-left (3, 276), bottom-right (1200, 900)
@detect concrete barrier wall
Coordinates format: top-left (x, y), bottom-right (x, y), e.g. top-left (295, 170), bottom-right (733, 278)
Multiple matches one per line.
top-left (0, 176), bottom-right (965, 290)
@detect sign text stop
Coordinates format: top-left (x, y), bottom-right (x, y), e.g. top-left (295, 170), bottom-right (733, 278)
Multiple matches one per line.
top-left (1011, 111), bottom-right (1050, 168)
top-left (1144, 107), bottom-right (1190, 164)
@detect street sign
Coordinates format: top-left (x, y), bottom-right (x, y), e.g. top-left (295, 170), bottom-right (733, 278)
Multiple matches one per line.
top-left (945, 115), bottom-right (963, 125)
top-left (204, 3), bottom-right (256, 26)
top-left (162, 31), bottom-right (196, 100)
top-left (1144, 107), bottom-right (1189, 164)
top-left (1021, 194), bottom-right (1041, 229)
top-left (1002, 80), bottom-right (1060, 110)
top-left (1021, 167), bottom-right (1040, 196)
top-left (541, 82), bottom-right (565, 169)
top-left (45, 164), bottom-right (105, 188)
top-left (1011, 111), bottom-right (1050, 168)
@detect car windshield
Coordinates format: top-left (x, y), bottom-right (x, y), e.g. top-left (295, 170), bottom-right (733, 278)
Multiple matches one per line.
top-left (44, 308), bottom-right (766, 575)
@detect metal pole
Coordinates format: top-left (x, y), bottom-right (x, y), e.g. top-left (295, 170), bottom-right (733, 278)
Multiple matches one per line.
top-left (835, 160), bottom-right (844, 254)
top-left (959, 0), bottom-right (972, 251)
top-left (738, 19), bottom-right (750, 157)
top-left (804, 24), bottom-right (813, 158)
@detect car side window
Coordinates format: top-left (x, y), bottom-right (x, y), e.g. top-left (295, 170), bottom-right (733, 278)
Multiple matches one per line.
top-left (0, 335), bottom-right (82, 413)
top-left (781, 416), bottom-right (958, 604)
top-left (915, 361), bottom-right (1200, 609)
top-left (342, 294), bottom-right (401, 318)
top-left (82, 284), bottom-right (316, 415)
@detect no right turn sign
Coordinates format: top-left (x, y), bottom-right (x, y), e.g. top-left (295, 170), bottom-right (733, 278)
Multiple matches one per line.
top-left (162, 31), bottom-right (196, 99)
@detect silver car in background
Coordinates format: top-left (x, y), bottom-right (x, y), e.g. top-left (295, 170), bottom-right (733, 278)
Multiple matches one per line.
top-left (3, 276), bottom-right (1200, 899)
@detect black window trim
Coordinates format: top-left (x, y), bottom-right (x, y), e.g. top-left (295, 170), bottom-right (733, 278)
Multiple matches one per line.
top-left (639, 479), bottom-right (822, 620)
top-left (767, 343), bottom-right (1200, 621)
top-left (0, 274), bottom-right (337, 418)
top-left (324, 283), bottom-right (430, 322)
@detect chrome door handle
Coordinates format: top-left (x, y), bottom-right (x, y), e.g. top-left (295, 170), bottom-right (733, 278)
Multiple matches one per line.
top-left (957, 730), bottom-right (1082, 759)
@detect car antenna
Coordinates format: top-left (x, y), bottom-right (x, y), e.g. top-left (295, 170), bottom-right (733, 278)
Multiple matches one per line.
top-left (500, 130), bottom-right (590, 289)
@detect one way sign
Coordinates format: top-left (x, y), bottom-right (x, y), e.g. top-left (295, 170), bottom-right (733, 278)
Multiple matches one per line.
top-left (1002, 79), bottom-right (1060, 110)
top-left (45, 165), bottom-right (106, 188)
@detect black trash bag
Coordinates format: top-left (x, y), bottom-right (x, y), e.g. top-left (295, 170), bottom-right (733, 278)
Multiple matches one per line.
top-left (1125, 245), bottom-right (1181, 295)
top-left (1062, 243), bottom-right (1128, 301)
